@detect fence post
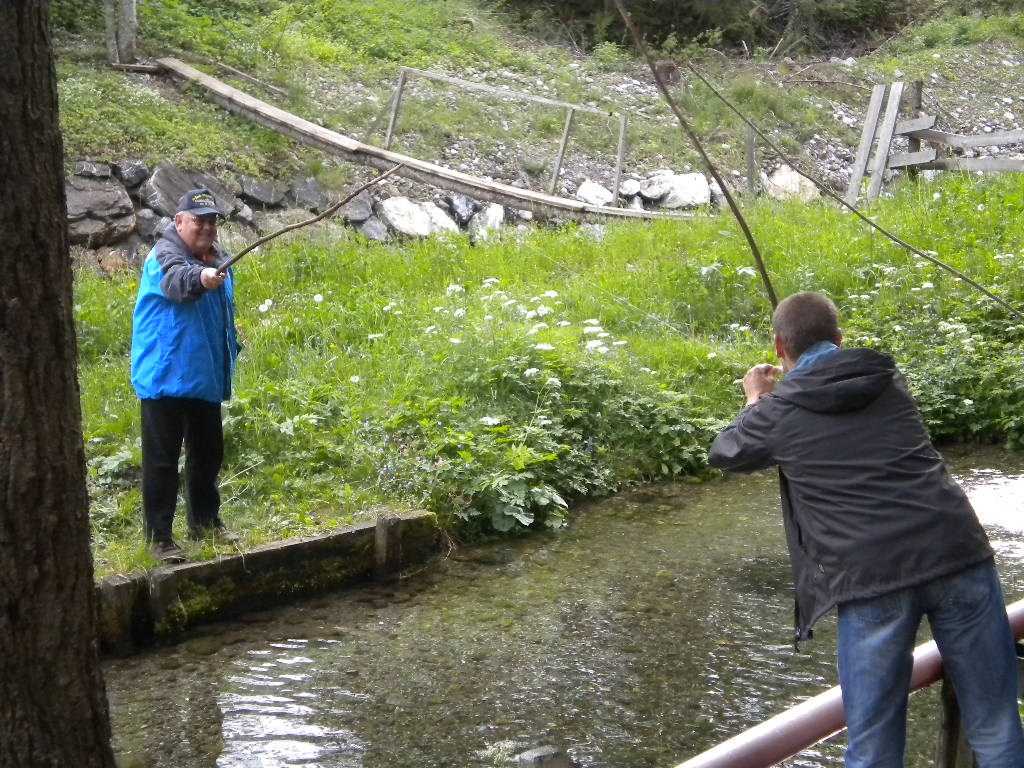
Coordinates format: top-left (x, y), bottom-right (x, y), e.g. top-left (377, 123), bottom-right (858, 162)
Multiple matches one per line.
top-left (550, 107), bottom-right (575, 195)
top-left (907, 80), bottom-right (923, 180)
top-left (611, 113), bottom-right (628, 207)
top-left (384, 69), bottom-right (408, 151)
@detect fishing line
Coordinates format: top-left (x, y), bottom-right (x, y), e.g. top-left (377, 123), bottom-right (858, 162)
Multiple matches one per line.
top-left (614, 0), bottom-right (779, 309)
top-left (680, 63), bottom-right (1024, 320)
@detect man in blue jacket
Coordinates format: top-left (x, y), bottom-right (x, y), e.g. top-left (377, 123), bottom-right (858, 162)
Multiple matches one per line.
top-left (710, 291), bottom-right (1023, 768)
top-left (131, 188), bottom-right (240, 563)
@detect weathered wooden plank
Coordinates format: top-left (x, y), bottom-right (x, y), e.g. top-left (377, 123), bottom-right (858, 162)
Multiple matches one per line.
top-left (886, 148), bottom-right (938, 168)
top-left (550, 108), bottom-right (575, 195)
top-left (918, 157), bottom-right (1024, 172)
top-left (895, 113), bottom-right (935, 135)
top-left (906, 127), bottom-right (1024, 148)
top-left (401, 66), bottom-right (617, 117)
top-left (156, 58), bottom-right (684, 222)
top-left (867, 81), bottom-right (905, 200)
top-left (846, 83), bottom-right (887, 205)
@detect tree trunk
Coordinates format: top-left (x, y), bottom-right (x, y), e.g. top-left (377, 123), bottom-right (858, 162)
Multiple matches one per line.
top-left (117, 0), bottom-right (137, 64)
top-left (0, 3), bottom-right (117, 767)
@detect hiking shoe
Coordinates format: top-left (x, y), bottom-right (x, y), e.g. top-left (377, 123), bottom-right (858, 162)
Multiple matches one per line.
top-left (153, 541), bottom-right (186, 564)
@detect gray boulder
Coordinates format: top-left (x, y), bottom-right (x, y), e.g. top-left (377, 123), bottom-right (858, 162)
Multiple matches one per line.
top-left (291, 175), bottom-right (331, 213)
top-left (139, 162), bottom-right (242, 218)
top-left (135, 208), bottom-right (171, 243)
top-left (65, 176), bottom-right (136, 246)
top-left (236, 173), bottom-right (286, 208)
top-left (74, 161), bottom-right (111, 179)
top-left (446, 192), bottom-right (479, 226)
top-left (619, 177), bottom-right (641, 197)
top-left (342, 190), bottom-right (374, 223)
top-left (113, 159), bottom-right (151, 188)
top-left (358, 215), bottom-right (390, 242)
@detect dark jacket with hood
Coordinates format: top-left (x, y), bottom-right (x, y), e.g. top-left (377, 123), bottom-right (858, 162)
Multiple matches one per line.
top-left (709, 347), bottom-right (993, 643)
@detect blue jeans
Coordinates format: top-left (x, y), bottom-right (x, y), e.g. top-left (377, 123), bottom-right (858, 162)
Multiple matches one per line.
top-left (837, 559), bottom-right (1024, 768)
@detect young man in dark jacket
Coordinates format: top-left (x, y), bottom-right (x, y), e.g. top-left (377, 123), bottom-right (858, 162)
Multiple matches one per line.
top-left (709, 291), bottom-right (1024, 768)
top-left (131, 189), bottom-right (241, 563)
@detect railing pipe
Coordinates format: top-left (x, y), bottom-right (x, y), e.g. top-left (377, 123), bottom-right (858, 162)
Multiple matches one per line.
top-left (674, 598), bottom-right (1024, 768)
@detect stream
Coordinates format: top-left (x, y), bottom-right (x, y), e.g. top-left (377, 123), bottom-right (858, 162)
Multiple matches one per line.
top-left (105, 446), bottom-right (1024, 768)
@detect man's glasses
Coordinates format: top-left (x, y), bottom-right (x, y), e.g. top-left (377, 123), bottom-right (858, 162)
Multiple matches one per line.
top-left (188, 214), bottom-right (219, 227)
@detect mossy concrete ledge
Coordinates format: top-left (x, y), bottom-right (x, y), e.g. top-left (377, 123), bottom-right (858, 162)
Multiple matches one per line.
top-left (96, 511), bottom-right (439, 655)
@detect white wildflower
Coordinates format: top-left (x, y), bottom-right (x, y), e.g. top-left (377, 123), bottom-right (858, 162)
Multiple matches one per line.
top-left (313, 294), bottom-right (324, 303)
top-left (480, 416), bottom-right (502, 426)
top-left (613, 340), bottom-right (627, 346)
top-left (446, 284), bottom-right (464, 296)
top-left (502, 299), bottom-right (517, 307)
top-left (597, 332), bottom-right (610, 338)
top-left (449, 338), bottom-right (462, 344)
top-left (349, 375), bottom-right (360, 384)
top-left (482, 277), bottom-right (500, 286)
top-left (453, 308), bottom-right (466, 318)
top-left (583, 319), bottom-right (600, 325)
top-left (383, 303), bottom-right (395, 312)
top-left (534, 343), bottom-right (555, 351)
top-left (523, 367), bottom-right (541, 378)
top-left (541, 290), bottom-right (559, 298)
top-left (707, 352), bottom-right (718, 359)
top-left (557, 320), bottom-right (571, 327)
top-left (535, 304), bottom-right (553, 316)
top-left (545, 377), bottom-right (561, 388)
top-left (921, 282), bottom-right (934, 289)
top-left (585, 340), bottom-right (604, 350)
top-left (583, 326), bottom-right (603, 335)
top-left (258, 304), bottom-right (269, 313)
top-left (963, 398), bottom-right (974, 407)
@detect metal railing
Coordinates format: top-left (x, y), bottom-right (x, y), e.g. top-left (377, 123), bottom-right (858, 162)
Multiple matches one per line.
top-left (674, 598), bottom-right (1024, 768)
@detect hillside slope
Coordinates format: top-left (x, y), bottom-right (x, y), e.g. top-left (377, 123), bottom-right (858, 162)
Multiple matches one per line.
top-left (55, 2), bottom-right (1024, 203)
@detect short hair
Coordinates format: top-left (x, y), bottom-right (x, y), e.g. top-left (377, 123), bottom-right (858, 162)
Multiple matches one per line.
top-left (772, 291), bottom-right (839, 359)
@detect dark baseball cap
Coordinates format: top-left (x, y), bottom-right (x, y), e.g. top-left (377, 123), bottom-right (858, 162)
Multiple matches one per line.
top-left (176, 188), bottom-right (223, 218)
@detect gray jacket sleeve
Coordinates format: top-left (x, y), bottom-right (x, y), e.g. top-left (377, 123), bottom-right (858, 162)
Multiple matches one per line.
top-left (709, 398), bottom-right (778, 473)
top-left (155, 244), bottom-right (206, 302)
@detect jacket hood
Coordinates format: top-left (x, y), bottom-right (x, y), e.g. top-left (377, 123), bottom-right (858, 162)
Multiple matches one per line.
top-left (772, 347), bottom-right (895, 414)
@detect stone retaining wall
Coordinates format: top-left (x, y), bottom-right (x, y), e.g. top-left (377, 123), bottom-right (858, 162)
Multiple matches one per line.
top-left (96, 511), bottom-right (439, 656)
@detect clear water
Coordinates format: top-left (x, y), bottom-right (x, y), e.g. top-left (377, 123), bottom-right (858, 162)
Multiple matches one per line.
top-left (104, 446), bottom-right (1024, 768)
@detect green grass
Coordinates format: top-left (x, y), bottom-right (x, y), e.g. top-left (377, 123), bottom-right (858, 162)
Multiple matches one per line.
top-left (78, 172), bottom-right (1024, 577)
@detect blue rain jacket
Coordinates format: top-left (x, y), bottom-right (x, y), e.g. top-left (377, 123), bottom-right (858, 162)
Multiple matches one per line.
top-left (131, 223), bottom-right (239, 403)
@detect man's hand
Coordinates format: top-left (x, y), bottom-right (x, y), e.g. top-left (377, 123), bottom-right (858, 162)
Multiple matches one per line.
top-left (200, 267), bottom-right (225, 290)
top-left (743, 363), bottom-right (783, 406)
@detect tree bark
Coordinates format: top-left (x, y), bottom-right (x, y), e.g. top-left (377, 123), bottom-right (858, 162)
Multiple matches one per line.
top-left (0, 2), bottom-right (117, 766)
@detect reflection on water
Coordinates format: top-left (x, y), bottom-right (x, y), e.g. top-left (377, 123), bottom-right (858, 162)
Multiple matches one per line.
top-left (105, 447), bottom-right (1024, 768)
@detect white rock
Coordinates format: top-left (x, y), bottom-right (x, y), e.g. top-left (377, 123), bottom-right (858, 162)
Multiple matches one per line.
top-left (575, 179), bottom-right (614, 207)
top-left (468, 203), bottom-right (505, 238)
top-left (658, 172), bottom-right (711, 209)
top-left (379, 196), bottom-right (432, 237)
top-left (619, 178), bottom-right (641, 197)
top-left (421, 201), bottom-right (459, 234)
top-left (765, 165), bottom-right (819, 202)
top-left (639, 174), bottom-right (673, 201)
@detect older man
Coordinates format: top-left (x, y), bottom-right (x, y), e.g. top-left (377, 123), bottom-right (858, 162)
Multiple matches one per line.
top-left (709, 291), bottom-right (1024, 768)
top-left (131, 188), bottom-right (240, 562)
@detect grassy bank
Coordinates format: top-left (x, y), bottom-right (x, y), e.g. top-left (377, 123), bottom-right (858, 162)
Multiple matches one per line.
top-left (78, 171), bottom-right (1024, 576)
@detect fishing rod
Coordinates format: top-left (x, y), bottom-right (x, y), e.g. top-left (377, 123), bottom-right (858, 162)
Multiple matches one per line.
top-left (216, 163), bottom-right (404, 275)
top-left (679, 64), bottom-right (1024, 320)
top-left (613, 0), bottom-right (778, 310)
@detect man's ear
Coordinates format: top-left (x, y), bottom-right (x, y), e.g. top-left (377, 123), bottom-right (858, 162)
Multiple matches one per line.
top-left (835, 331), bottom-right (843, 347)
top-left (774, 334), bottom-right (786, 359)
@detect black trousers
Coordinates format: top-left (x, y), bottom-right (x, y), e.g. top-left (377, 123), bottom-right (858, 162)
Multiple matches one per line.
top-left (141, 397), bottom-right (224, 543)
